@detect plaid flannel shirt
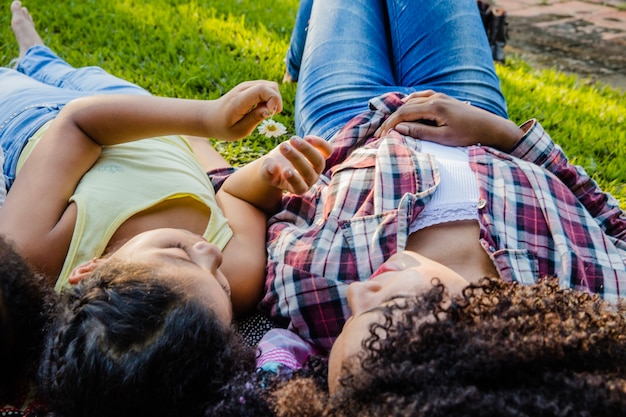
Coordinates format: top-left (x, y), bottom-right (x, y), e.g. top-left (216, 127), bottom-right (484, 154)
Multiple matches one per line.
top-left (250, 93), bottom-right (626, 352)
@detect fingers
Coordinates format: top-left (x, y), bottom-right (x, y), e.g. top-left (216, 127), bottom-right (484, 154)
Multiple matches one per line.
top-left (304, 135), bottom-right (334, 160)
top-left (222, 81), bottom-right (284, 140)
top-left (262, 156), bottom-right (311, 195)
top-left (401, 90), bottom-right (437, 102)
top-left (392, 122), bottom-right (439, 141)
top-left (264, 135), bottom-right (332, 195)
top-left (374, 91), bottom-right (454, 138)
top-left (233, 80), bottom-right (283, 117)
top-left (375, 104), bottom-right (437, 138)
top-left (278, 137), bottom-right (323, 193)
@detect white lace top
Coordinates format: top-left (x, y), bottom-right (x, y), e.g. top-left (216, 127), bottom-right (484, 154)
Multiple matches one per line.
top-left (410, 141), bottom-right (479, 233)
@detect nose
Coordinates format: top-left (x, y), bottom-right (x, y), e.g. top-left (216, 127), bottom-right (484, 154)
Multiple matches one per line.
top-left (347, 280), bottom-right (384, 316)
top-left (189, 240), bottom-right (223, 273)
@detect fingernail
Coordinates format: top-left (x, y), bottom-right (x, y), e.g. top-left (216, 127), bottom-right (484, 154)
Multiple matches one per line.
top-left (262, 110), bottom-right (270, 118)
top-left (268, 98), bottom-right (278, 113)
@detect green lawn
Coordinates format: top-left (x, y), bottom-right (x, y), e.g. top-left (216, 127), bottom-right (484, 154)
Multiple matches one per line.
top-left (1, 0), bottom-right (624, 202)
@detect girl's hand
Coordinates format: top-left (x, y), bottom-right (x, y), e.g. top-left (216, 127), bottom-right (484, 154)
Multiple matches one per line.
top-left (374, 90), bottom-right (523, 151)
top-left (260, 135), bottom-right (332, 195)
top-left (210, 80), bottom-right (284, 141)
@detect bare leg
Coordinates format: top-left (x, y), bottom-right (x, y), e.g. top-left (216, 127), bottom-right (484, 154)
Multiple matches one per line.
top-left (10, 0), bottom-right (43, 60)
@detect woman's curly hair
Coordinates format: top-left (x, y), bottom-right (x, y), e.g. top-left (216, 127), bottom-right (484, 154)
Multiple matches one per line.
top-left (270, 277), bottom-right (626, 417)
top-left (0, 235), bottom-right (51, 399)
top-left (38, 260), bottom-right (256, 417)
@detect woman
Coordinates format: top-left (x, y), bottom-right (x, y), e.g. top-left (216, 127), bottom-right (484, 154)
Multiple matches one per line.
top-left (0, 2), bottom-right (330, 417)
top-left (269, 277), bottom-right (626, 416)
top-left (255, 0), bottom-right (626, 381)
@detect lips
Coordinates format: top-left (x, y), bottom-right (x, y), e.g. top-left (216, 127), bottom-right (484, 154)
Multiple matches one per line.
top-left (369, 261), bottom-right (403, 280)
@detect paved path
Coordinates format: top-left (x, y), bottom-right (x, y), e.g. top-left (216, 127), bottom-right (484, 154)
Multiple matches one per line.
top-left (496, 0), bottom-right (626, 90)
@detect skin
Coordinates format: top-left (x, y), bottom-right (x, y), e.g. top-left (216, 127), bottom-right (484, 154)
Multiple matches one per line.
top-left (69, 228), bottom-right (235, 325)
top-left (0, 1), bottom-right (333, 316)
top-left (328, 92), bottom-right (529, 394)
top-left (374, 92), bottom-right (527, 286)
top-left (327, 250), bottom-right (469, 394)
top-left (374, 90), bottom-right (524, 151)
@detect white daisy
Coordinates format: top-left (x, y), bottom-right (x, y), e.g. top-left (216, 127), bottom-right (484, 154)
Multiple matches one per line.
top-left (257, 119), bottom-right (287, 138)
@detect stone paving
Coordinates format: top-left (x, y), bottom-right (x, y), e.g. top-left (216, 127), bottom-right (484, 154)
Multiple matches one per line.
top-left (494, 0), bottom-right (626, 90)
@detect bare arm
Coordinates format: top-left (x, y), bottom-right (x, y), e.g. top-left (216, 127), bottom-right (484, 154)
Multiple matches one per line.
top-left (186, 135), bottom-right (232, 171)
top-left (0, 81), bottom-right (282, 275)
top-left (220, 135), bottom-right (333, 214)
top-left (185, 130), bottom-right (331, 314)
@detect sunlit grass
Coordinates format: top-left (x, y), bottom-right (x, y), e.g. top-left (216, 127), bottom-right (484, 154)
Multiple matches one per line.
top-left (1, 0), bottom-right (624, 202)
top-left (499, 58), bottom-right (626, 201)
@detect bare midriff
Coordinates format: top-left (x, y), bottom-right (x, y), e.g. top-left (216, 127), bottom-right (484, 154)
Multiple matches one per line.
top-left (405, 219), bottom-right (498, 283)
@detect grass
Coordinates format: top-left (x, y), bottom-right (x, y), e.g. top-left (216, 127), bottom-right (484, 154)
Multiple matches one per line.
top-left (1, 0), bottom-right (624, 202)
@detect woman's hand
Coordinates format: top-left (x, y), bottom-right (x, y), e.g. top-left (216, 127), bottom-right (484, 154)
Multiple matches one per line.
top-left (219, 135), bottom-right (331, 215)
top-left (260, 135), bottom-right (332, 195)
top-left (374, 91), bottom-right (524, 151)
top-left (209, 80), bottom-right (284, 141)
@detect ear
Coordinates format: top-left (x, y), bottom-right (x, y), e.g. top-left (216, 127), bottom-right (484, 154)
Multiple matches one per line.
top-left (68, 258), bottom-right (101, 285)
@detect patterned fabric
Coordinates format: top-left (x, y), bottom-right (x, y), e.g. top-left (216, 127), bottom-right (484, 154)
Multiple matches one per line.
top-left (256, 329), bottom-right (323, 372)
top-left (235, 311), bottom-right (277, 347)
top-left (259, 92), bottom-right (626, 352)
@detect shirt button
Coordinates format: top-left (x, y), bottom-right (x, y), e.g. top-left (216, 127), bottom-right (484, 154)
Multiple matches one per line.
top-left (477, 198), bottom-right (487, 209)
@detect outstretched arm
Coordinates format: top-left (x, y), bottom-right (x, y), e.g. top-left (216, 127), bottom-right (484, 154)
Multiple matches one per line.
top-left (59, 80), bottom-right (282, 146)
top-left (0, 81), bottom-right (282, 277)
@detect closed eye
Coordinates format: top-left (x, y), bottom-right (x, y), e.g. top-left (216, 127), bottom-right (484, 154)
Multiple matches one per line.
top-left (173, 242), bottom-right (189, 252)
top-left (222, 284), bottom-right (232, 297)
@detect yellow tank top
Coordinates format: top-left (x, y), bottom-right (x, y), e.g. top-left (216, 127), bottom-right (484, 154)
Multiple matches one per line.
top-left (17, 121), bottom-right (233, 292)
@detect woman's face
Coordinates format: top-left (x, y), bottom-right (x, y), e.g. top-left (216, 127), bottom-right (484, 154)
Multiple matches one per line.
top-left (327, 250), bottom-right (469, 394)
top-left (107, 228), bottom-right (233, 324)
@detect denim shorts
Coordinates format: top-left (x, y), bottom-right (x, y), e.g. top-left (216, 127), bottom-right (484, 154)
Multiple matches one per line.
top-left (0, 45), bottom-right (150, 189)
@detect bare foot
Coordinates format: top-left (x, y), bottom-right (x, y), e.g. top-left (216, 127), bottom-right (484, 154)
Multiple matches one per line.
top-left (282, 69), bottom-right (295, 84)
top-left (11, 0), bottom-right (43, 60)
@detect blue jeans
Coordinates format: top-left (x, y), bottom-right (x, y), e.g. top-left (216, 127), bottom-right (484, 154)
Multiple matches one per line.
top-left (0, 45), bottom-right (149, 189)
top-left (289, 0), bottom-right (508, 139)
top-left (0, 147), bottom-right (5, 205)
top-left (284, 0), bottom-right (313, 83)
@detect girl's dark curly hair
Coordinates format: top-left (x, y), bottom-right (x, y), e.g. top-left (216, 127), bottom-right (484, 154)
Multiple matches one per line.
top-left (0, 235), bottom-right (50, 398)
top-left (38, 260), bottom-right (256, 417)
top-left (270, 277), bottom-right (626, 417)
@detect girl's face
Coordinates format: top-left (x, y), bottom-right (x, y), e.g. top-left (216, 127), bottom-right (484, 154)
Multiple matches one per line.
top-left (107, 228), bottom-right (233, 324)
top-left (327, 250), bottom-right (469, 394)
